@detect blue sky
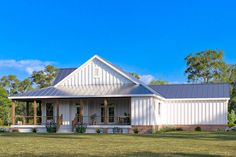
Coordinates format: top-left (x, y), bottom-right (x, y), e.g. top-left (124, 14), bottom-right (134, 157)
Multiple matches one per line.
top-left (0, 0), bottom-right (236, 84)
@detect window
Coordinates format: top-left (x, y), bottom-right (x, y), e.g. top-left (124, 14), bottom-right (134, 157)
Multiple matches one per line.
top-left (108, 106), bottom-right (115, 123)
top-left (94, 67), bottom-right (100, 78)
top-left (158, 103), bottom-right (161, 115)
top-left (101, 105), bottom-right (104, 123)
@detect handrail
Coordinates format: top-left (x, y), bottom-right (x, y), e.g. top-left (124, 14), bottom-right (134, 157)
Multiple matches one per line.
top-left (71, 115), bottom-right (131, 126)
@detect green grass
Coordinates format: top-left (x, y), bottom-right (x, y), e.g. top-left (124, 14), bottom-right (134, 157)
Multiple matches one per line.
top-left (0, 132), bottom-right (236, 157)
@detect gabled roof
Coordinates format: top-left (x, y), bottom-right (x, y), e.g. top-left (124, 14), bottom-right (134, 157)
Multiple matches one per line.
top-left (52, 68), bottom-right (77, 86)
top-left (53, 55), bottom-right (141, 86)
top-left (149, 83), bottom-right (230, 99)
top-left (53, 55), bottom-right (163, 97)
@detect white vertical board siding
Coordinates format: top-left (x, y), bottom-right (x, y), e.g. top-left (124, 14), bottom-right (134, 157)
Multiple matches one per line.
top-left (131, 97), bottom-right (156, 125)
top-left (161, 100), bottom-right (228, 125)
top-left (58, 58), bottom-right (132, 86)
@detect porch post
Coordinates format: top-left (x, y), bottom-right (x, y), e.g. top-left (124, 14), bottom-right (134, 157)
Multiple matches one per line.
top-left (104, 98), bottom-right (108, 124)
top-left (33, 99), bottom-right (37, 125)
top-left (12, 100), bottom-right (15, 125)
top-left (80, 99), bottom-right (84, 123)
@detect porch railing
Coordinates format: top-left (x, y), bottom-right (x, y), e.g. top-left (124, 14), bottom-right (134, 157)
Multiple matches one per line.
top-left (14, 115), bottom-right (63, 126)
top-left (72, 115), bottom-right (131, 126)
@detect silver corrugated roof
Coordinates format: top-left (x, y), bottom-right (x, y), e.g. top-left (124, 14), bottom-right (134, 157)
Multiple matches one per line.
top-left (11, 84), bottom-right (154, 99)
top-left (149, 83), bottom-right (230, 99)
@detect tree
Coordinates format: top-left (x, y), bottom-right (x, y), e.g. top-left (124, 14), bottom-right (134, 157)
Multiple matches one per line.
top-left (185, 50), bottom-right (225, 83)
top-left (0, 87), bottom-right (11, 125)
top-left (31, 65), bottom-right (58, 88)
top-left (18, 78), bottom-right (33, 93)
top-left (130, 73), bottom-right (140, 79)
top-left (149, 80), bottom-right (168, 85)
top-left (0, 75), bottom-right (20, 95)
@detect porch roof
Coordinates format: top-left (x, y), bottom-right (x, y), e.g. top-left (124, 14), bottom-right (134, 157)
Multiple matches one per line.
top-left (9, 84), bottom-right (154, 99)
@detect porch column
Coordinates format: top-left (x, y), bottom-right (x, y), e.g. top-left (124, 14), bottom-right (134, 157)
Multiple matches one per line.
top-left (80, 99), bottom-right (84, 123)
top-left (104, 98), bottom-right (108, 124)
top-left (12, 100), bottom-right (15, 125)
top-left (33, 99), bottom-right (37, 125)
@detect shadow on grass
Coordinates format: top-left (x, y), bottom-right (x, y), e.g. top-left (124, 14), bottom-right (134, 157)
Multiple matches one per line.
top-left (4, 151), bottom-right (223, 157)
top-left (0, 133), bottom-right (89, 140)
top-left (1, 131), bottom-right (236, 141)
top-left (130, 131), bottom-right (236, 141)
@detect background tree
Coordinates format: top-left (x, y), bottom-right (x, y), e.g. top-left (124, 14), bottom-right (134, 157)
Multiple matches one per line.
top-left (0, 87), bottom-right (11, 125)
top-left (185, 50), bottom-right (236, 112)
top-left (149, 80), bottom-right (168, 85)
top-left (130, 72), bottom-right (140, 79)
top-left (0, 75), bottom-right (20, 95)
top-left (31, 65), bottom-right (58, 88)
top-left (185, 50), bottom-right (225, 83)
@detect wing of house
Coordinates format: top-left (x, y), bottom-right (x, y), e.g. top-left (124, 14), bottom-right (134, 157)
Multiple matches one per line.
top-left (9, 55), bottom-right (230, 133)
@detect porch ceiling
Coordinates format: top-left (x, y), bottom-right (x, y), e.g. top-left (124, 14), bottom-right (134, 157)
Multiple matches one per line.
top-left (9, 84), bottom-right (155, 99)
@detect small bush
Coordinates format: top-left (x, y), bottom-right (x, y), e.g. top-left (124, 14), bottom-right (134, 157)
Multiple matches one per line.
top-left (76, 124), bottom-right (86, 133)
top-left (96, 128), bottom-right (101, 134)
top-left (176, 128), bottom-right (183, 131)
top-left (133, 128), bottom-right (139, 134)
top-left (195, 126), bottom-right (201, 131)
top-left (32, 128), bottom-right (37, 133)
top-left (228, 123), bottom-right (235, 128)
top-left (47, 126), bottom-right (56, 133)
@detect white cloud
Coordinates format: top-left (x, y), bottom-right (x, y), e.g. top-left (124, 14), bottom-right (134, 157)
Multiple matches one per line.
top-left (140, 74), bottom-right (155, 84)
top-left (0, 59), bottom-right (54, 74)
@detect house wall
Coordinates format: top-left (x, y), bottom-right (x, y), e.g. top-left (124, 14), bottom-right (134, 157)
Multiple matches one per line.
top-left (131, 97), bottom-right (156, 125)
top-left (161, 100), bottom-right (228, 125)
top-left (130, 97), bottom-right (228, 132)
top-left (57, 58), bottom-right (133, 86)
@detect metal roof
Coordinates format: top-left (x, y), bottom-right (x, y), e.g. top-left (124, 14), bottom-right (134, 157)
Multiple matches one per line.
top-left (52, 68), bottom-right (77, 86)
top-left (10, 84), bottom-right (154, 99)
top-left (149, 83), bottom-right (230, 99)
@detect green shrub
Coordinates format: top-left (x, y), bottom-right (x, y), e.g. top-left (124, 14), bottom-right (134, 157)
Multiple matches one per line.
top-left (47, 126), bottom-right (56, 133)
top-left (32, 128), bottom-right (37, 133)
top-left (176, 128), bottom-right (183, 131)
top-left (228, 123), bottom-right (235, 128)
top-left (133, 128), bottom-right (139, 134)
top-left (96, 128), bottom-right (101, 134)
top-left (228, 110), bottom-right (236, 127)
top-left (195, 126), bottom-right (201, 131)
top-left (76, 124), bottom-right (86, 133)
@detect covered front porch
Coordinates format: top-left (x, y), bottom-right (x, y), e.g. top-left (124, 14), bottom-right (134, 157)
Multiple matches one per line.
top-left (11, 97), bottom-right (132, 133)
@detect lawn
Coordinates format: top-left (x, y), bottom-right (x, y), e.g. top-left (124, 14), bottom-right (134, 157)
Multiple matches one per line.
top-left (0, 132), bottom-right (236, 157)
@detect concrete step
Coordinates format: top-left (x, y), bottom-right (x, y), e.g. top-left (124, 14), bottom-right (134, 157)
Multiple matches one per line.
top-left (57, 125), bottom-right (73, 133)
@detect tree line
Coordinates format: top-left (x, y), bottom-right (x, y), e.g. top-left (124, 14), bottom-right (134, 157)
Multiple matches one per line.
top-left (0, 50), bottom-right (236, 126)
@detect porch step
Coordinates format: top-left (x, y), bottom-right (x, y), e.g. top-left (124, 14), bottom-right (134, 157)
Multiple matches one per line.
top-left (57, 125), bottom-right (73, 133)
